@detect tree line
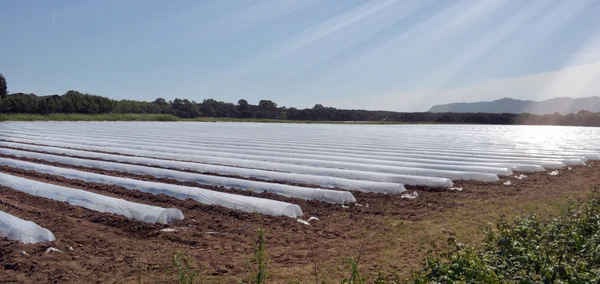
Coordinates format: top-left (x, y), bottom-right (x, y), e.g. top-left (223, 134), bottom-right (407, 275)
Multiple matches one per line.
top-left (1, 86), bottom-right (600, 126)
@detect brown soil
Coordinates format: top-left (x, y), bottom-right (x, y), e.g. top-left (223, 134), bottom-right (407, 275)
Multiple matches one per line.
top-left (1, 152), bottom-right (599, 283)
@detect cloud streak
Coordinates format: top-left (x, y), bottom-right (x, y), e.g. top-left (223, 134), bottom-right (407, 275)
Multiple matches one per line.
top-left (320, 62), bottom-right (600, 112)
top-left (567, 53), bottom-right (600, 57)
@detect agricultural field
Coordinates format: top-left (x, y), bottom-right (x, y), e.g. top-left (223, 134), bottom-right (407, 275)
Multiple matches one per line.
top-left (1, 122), bottom-right (600, 283)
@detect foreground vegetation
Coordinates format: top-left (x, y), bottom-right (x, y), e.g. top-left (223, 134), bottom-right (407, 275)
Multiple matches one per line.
top-left (414, 190), bottom-right (600, 282)
top-left (2, 90), bottom-right (600, 125)
top-left (171, 188), bottom-right (600, 283)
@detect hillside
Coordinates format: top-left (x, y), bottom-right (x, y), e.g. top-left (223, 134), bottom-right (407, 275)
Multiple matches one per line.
top-left (428, 97), bottom-right (600, 114)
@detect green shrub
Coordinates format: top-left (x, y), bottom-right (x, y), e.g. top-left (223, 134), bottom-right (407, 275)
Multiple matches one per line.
top-left (413, 188), bottom-right (600, 283)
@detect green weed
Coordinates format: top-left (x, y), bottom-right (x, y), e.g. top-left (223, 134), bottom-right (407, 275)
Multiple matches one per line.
top-left (173, 251), bottom-right (198, 284)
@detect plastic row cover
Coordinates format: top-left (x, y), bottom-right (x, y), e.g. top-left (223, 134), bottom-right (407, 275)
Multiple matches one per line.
top-left (0, 148), bottom-right (358, 202)
top-left (0, 136), bottom-right (502, 182)
top-left (0, 159), bottom-right (303, 218)
top-left (7, 122), bottom-right (598, 162)
top-left (0, 129), bottom-right (548, 172)
top-left (0, 131), bottom-right (515, 176)
top-left (1, 126), bottom-right (574, 168)
top-left (0, 210), bottom-right (56, 244)
top-left (0, 141), bottom-right (451, 187)
top-left (0, 124), bottom-right (581, 160)
top-left (0, 173), bottom-right (184, 224)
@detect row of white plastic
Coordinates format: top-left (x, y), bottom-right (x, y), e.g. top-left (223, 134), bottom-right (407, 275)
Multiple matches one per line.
top-left (1, 134), bottom-right (497, 181)
top-left (0, 147), bottom-right (356, 202)
top-left (6, 122), bottom-right (597, 150)
top-left (0, 172), bottom-right (184, 224)
top-left (0, 130), bottom-right (521, 175)
top-left (0, 126), bottom-right (579, 169)
top-left (0, 170), bottom-right (183, 244)
top-left (9, 128), bottom-right (552, 172)
top-left (0, 210), bottom-right (55, 244)
top-left (4, 122), bottom-right (595, 163)
top-left (0, 141), bottom-right (451, 187)
top-left (1, 158), bottom-right (304, 218)
top-left (3, 122), bottom-right (595, 189)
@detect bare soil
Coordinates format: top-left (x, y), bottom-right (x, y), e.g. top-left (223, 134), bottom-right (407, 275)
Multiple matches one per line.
top-left (1, 152), bottom-right (599, 283)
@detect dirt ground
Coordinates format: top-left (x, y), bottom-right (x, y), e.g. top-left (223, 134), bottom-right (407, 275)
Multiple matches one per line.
top-left (1, 151), bottom-right (599, 283)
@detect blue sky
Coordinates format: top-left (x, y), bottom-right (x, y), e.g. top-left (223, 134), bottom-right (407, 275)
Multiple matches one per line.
top-left (1, 0), bottom-right (600, 111)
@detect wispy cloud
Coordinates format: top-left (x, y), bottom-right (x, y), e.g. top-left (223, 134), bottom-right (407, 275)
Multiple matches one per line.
top-left (566, 52), bottom-right (600, 57)
top-left (320, 62), bottom-right (600, 111)
top-left (319, 0), bottom-right (595, 111)
top-left (207, 0), bottom-right (411, 81)
top-left (192, 0), bottom-right (319, 41)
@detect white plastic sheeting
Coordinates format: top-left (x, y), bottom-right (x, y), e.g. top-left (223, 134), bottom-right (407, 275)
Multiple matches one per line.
top-left (3, 122), bottom-right (595, 154)
top-left (0, 136), bottom-right (501, 181)
top-left (0, 141), bottom-right (452, 187)
top-left (0, 160), bottom-right (303, 217)
top-left (3, 122), bottom-right (598, 187)
top-left (2, 126), bottom-right (580, 162)
top-left (0, 146), bottom-right (404, 194)
top-left (0, 173), bottom-right (184, 224)
top-left (0, 211), bottom-right (56, 244)
top-left (1, 130), bottom-right (548, 172)
top-left (0, 149), bottom-right (356, 202)
top-left (2, 123), bottom-right (588, 166)
top-left (0, 132), bottom-right (516, 176)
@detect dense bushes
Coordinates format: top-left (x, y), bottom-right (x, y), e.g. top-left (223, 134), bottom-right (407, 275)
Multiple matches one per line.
top-left (2, 90), bottom-right (600, 125)
top-left (414, 189), bottom-right (600, 283)
top-left (0, 91), bottom-right (115, 115)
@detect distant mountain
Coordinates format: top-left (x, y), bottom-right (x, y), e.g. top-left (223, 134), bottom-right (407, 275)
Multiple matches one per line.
top-left (428, 97), bottom-right (600, 114)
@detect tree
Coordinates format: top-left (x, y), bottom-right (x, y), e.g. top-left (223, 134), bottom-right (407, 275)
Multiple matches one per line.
top-left (154, 98), bottom-right (168, 106)
top-left (237, 99), bottom-right (249, 109)
top-left (237, 99), bottom-right (252, 118)
top-left (258, 100), bottom-right (277, 111)
top-left (0, 73), bottom-right (7, 100)
top-left (255, 100), bottom-right (279, 119)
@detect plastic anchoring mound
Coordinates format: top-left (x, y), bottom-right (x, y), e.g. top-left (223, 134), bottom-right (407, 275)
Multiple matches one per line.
top-left (401, 191), bottom-right (419, 199)
top-left (548, 170), bottom-right (559, 176)
top-left (504, 180), bottom-right (511, 186)
top-left (0, 211), bottom-right (56, 244)
top-left (45, 247), bottom-right (64, 254)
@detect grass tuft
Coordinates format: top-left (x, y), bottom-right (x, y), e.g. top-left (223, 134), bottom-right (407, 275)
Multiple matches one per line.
top-left (173, 251), bottom-right (197, 284)
top-left (249, 222), bottom-right (268, 284)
